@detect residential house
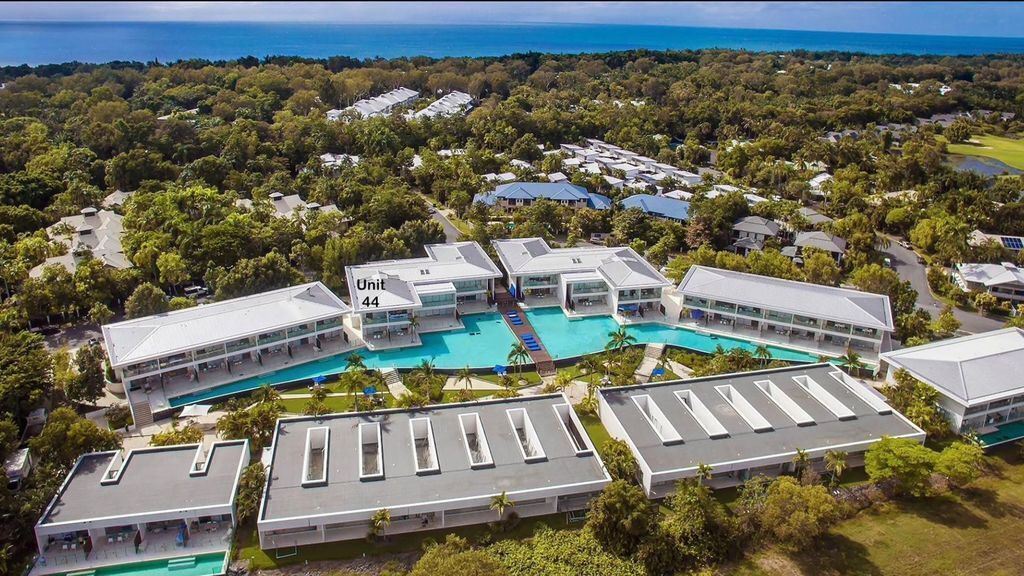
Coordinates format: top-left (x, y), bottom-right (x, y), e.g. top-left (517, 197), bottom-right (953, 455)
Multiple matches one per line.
top-left (731, 216), bottom-right (781, 255)
top-left (620, 194), bottom-right (690, 223)
top-left (953, 262), bottom-right (1024, 304)
top-left (29, 207), bottom-right (130, 278)
top-left (473, 182), bottom-right (611, 213)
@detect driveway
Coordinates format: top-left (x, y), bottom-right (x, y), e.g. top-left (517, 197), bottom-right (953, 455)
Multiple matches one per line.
top-left (881, 237), bottom-right (1005, 334)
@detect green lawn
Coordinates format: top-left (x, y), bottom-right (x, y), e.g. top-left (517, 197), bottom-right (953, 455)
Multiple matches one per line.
top-left (579, 413), bottom-right (612, 455)
top-left (721, 447), bottom-right (1024, 576)
top-left (946, 134), bottom-right (1024, 170)
top-left (279, 394), bottom-right (392, 414)
top-left (477, 370), bottom-right (543, 386)
top-left (235, 512), bottom-right (575, 570)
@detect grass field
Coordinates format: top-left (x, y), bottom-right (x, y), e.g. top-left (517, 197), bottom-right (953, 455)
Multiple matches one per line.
top-left (721, 447), bottom-right (1024, 576)
top-left (946, 134), bottom-right (1024, 170)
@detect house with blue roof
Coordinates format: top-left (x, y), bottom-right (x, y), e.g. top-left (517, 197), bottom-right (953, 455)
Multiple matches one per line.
top-left (473, 182), bottom-right (611, 213)
top-left (620, 194), bottom-right (690, 223)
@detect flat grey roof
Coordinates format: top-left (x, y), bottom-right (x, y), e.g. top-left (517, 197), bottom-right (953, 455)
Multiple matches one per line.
top-left (260, 394), bottom-right (609, 522)
top-left (880, 328), bottom-right (1024, 405)
top-left (600, 364), bottom-right (922, 475)
top-left (102, 282), bottom-right (350, 367)
top-left (40, 441), bottom-right (248, 527)
top-left (678, 265), bottom-right (893, 331)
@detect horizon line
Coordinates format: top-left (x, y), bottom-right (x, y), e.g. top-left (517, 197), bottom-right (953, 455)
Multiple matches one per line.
top-left (0, 20), bottom-right (1021, 42)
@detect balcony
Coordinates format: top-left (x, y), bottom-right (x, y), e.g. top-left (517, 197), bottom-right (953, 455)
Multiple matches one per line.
top-left (766, 311), bottom-right (793, 324)
top-left (287, 325), bottom-right (314, 338)
top-left (257, 331), bottom-right (286, 345)
top-left (792, 316), bottom-right (819, 328)
top-left (316, 317), bottom-right (342, 330)
top-left (711, 301), bottom-right (737, 314)
top-left (225, 338), bottom-right (255, 354)
top-left (736, 306), bottom-right (763, 319)
top-left (194, 346), bottom-right (226, 361)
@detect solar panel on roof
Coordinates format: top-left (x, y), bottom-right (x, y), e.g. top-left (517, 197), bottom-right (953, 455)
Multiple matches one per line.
top-left (1001, 237), bottom-right (1024, 250)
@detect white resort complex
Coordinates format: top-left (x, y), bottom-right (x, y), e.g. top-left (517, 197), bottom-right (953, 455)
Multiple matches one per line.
top-left (344, 241), bottom-right (502, 349)
top-left (880, 328), bottom-right (1024, 445)
top-left (672, 266), bottom-right (894, 361)
top-left (102, 282), bottom-right (355, 425)
top-left (491, 237), bottom-right (672, 321)
top-left (31, 440), bottom-right (249, 576)
top-left (257, 395), bottom-right (610, 548)
top-left (599, 364), bottom-right (925, 497)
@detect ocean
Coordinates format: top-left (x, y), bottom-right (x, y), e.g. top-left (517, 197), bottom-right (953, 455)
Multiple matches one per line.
top-left (0, 22), bottom-right (1023, 66)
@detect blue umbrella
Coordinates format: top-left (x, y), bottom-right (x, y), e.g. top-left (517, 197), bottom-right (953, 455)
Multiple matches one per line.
top-left (311, 375), bottom-right (327, 385)
top-left (363, 386), bottom-right (378, 396)
top-left (652, 368), bottom-right (665, 377)
top-left (493, 364), bottom-right (507, 375)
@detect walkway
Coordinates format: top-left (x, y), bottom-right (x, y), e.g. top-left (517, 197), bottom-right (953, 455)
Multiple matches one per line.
top-left (634, 343), bottom-right (664, 382)
top-left (496, 289), bottom-right (556, 375)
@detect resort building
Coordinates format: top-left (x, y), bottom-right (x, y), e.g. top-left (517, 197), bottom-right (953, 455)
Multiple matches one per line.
top-left (102, 282), bottom-right (355, 425)
top-left (782, 231), bottom-right (847, 262)
top-left (968, 230), bottom-right (1024, 252)
top-left (238, 191), bottom-right (340, 219)
top-left (408, 91), bottom-right (474, 119)
top-left (491, 237), bottom-right (672, 321)
top-left (256, 394), bottom-right (610, 549)
top-left (598, 364), bottom-right (925, 497)
top-left (672, 266), bottom-right (893, 360)
top-left (796, 206), bottom-right (833, 228)
top-left (344, 242), bottom-right (502, 349)
top-left (880, 328), bottom-right (1024, 445)
top-left (473, 182), bottom-right (612, 213)
top-left (326, 87), bottom-right (419, 120)
top-left (808, 173), bottom-right (833, 199)
top-left (29, 440), bottom-right (249, 576)
top-left (731, 216), bottom-right (781, 255)
top-left (620, 194), bottom-right (690, 223)
top-left (29, 207), bottom-right (130, 278)
top-left (953, 262), bottom-right (1024, 304)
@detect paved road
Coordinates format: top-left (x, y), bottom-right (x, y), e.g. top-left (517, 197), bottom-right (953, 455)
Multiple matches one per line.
top-left (429, 208), bottom-right (462, 242)
top-left (881, 238), bottom-right (1004, 334)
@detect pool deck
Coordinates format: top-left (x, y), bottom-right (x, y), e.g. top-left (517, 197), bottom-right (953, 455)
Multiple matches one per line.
top-left (497, 291), bottom-right (555, 375)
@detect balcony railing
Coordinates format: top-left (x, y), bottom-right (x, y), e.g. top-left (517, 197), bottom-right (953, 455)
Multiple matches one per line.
top-left (766, 312), bottom-right (793, 324)
top-left (258, 332), bottom-right (286, 345)
top-left (736, 306), bottom-right (763, 319)
top-left (287, 325), bottom-right (314, 338)
top-left (194, 347), bottom-right (226, 361)
top-left (792, 316), bottom-right (819, 328)
top-left (226, 339), bottom-right (255, 353)
top-left (316, 317), bottom-right (341, 330)
top-left (711, 302), bottom-right (737, 313)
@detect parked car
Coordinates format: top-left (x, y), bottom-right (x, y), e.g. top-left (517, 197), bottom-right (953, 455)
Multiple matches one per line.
top-left (899, 240), bottom-right (911, 249)
top-left (184, 285), bottom-right (209, 299)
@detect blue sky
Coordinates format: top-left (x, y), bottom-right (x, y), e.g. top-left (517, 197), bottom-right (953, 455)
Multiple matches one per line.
top-left (2, 2), bottom-right (1022, 38)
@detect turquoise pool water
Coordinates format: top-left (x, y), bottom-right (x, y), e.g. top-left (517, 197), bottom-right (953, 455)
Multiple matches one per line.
top-left (170, 313), bottom-right (519, 406)
top-left (523, 307), bottom-right (820, 363)
top-left (169, 310), bottom-right (821, 406)
top-left (54, 552), bottom-right (227, 576)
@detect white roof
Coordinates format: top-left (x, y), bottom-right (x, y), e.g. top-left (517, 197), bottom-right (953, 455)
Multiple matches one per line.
top-left (31, 208), bottom-right (130, 278)
top-left (955, 262), bottom-right (1024, 287)
top-left (492, 238), bottom-right (670, 290)
top-left (102, 282), bottom-right (350, 367)
top-left (345, 242), bottom-right (501, 313)
top-left (881, 328), bottom-right (1024, 405)
top-left (340, 87), bottom-right (418, 118)
top-left (809, 173), bottom-right (833, 188)
top-left (678, 266), bottom-right (893, 331)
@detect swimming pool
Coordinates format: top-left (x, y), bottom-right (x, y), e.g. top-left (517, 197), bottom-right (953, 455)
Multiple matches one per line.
top-left (169, 310), bottom-right (822, 406)
top-left (52, 552), bottom-right (227, 576)
top-left (170, 313), bottom-right (519, 406)
top-left (523, 307), bottom-right (820, 363)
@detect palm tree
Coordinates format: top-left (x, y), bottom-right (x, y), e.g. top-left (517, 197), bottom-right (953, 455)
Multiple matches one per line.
top-left (754, 344), bottom-right (772, 367)
top-left (792, 448), bottom-right (810, 478)
top-left (346, 351), bottom-right (366, 373)
top-left (605, 326), bottom-right (637, 360)
top-left (490, 491), bottom-right (515, 520)
top-left (508, 342), bottom-right (530, 382)
top-left (252, 384), bottom-right (280, 405)
top-left (344, 371), bottom-right (366, 412)
top-left (369, 508), bottom-right (391, 539)
top-left (456, 366), bottom-right (474, 393)
top-left (838, 348), bottom-right (865, 377)
top-left (824, 449), bottom-right (848, 486)
top-left (696, 462), bottom-right (713, 486)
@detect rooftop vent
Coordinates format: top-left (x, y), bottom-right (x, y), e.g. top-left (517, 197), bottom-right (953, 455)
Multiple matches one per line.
top-left (419, 269), bottom-right (430, 275)
top-left (269, 192), bottom-right (285, 200)
top-left (458, 413), bottom-right (494, 468)
top-left (715, 385), bottom-right (773, 432)
top-left (80, 207), bottom-right (98, 217)
top-left (674, 390), bottom-right (728, 439)
top-left (301, 427), bottom-right (330, 486)
top-left (571, 257), bottom-right (583, 264)
top-left (506, 408), bottom-right (546, 462)
top-left (792, 375), bottom-right (856, 420)
top-left (553, 403), bottom-right (592, 455)
top-left (632, 394), bottom-right (683, 444)
top-left (358, 422), bottom-right (384, 481)
top-left (409, 417), bottom-right (440, 475)
top-left (754, 380), bottom-right (815, 426)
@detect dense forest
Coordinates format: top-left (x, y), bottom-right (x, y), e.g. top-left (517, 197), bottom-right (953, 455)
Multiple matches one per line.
top-left (0, 48), bottom-right (1023, 572)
